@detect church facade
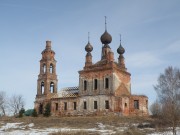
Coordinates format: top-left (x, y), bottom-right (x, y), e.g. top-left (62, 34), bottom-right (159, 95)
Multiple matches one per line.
top-left (34, 24), bottom-right (148, 116)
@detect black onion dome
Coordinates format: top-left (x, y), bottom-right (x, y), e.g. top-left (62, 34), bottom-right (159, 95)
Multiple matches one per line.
top-left (117, 44), bottom-right (125, 54)
top-left (100, 30), bottom-right (112, 44)
top-left (85, 42), bottom-right (93, 52)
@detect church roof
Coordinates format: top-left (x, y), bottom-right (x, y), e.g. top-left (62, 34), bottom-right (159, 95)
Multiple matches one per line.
top-left (52, 86), bottom-right (79, 98)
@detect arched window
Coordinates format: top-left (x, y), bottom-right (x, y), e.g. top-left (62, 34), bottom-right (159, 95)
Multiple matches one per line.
top-left (50, 64), bottom-right (53, 73)
top-left (105, 78), bottom-right (109, 89)
top-left (41, 82), bottom-right (44, 94)
top-left (94, 79), bottom-right (98, 90)
top-left (43, 64), bottom-right (46, 73)
top-left (50, 82), bottom-right (54, 93)
top-left (84, 80), bottom-right (87, 90)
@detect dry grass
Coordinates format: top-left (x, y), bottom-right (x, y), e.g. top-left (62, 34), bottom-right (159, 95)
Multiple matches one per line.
top-left (1, 115), bottom-right (152, 128)
top-left (0, 115), bottom-right (155, 134)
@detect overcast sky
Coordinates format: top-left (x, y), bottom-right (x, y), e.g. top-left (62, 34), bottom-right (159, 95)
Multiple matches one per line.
top-left (0, 0), bottom-right (180, 110)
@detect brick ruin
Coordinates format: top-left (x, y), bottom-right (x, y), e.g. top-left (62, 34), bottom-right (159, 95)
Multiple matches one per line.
top-left (34, 23), bottom-right (149, 116)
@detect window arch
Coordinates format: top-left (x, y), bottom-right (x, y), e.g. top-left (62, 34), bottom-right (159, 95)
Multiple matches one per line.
top-left (41, 82), bottom-right (44, 94)
top-left (43, 64), bottom-right (46, 73)
top-left (84, 80), bottom-right (87, 90)
top-left (50, 64), bottom-right (53, 73)
top-left (50, 82), bottom-right (54, 93)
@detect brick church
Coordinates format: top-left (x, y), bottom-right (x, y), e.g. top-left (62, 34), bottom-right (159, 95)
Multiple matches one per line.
top-left (34, 21), bottom-right (148, 116)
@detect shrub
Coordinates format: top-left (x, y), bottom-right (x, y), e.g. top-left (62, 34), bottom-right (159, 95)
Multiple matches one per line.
top-left (32, 109), bottom-right (38, 117)
top-left (25, 109), bottom-right (34, 116)
top-left (43, 103), bottom-right (51, 117)
top-left (19, 108), bottom-right (25, 118)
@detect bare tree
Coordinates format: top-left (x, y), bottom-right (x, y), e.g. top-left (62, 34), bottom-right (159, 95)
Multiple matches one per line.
top-left (154, 66), bottom-right (180, 135)
top-left (0, 91), bottom-right (7, 116)
top-left (8, 94), bottom-right (25, 116)
top-left (150, 100), bottom-right (161, 116)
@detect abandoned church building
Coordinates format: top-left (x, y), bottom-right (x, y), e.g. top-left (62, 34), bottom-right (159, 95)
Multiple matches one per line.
top-left (34, 22), bottom-right (149, 116)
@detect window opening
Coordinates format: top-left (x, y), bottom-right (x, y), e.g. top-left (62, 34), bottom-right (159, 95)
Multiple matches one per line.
top-left (74, 102), bottom-right (77, 110)
top-left (105, 100), bottom-right (109, 109)
top-left (39, 104), bottom-right (43, 114)
top-left (55, 103), bottom-right (58, 111)
top-left (105, 78), bottom-right (109, 89)
top-left (125, 103), bottom-right (127, 107)
top-left (41, 82), bottom-right (44, 94)
top-left (84, 101), bottom-right (87, 109)
top-left (84, 80), bottom-right (87, 90)
top-left (50, 82), bottom-right (54, 93)
top-left (50, 64), bottom-right (53, 73)
top-left (64, 102), bottom-right (67, 110)
top-left (94, 79), bottom-right (98, 90)
top-left (94, 101), bottom-right (98, 109)
top-left (43, 64), bottom-right (46, 73)
top-left (134, 100), bottom-right (139, 109)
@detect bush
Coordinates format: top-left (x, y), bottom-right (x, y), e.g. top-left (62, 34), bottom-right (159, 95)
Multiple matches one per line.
top-left (25, 109), bottom-right (34, 116)
top-left (32, 109), bottom-right (38, 117)
top-left (19, 108), bottom-right (25, 118)
top-left (43, 103), bottom-right (51, 117)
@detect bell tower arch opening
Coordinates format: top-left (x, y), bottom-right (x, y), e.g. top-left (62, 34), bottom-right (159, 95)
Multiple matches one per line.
top-left (43, 64), bottom-right (46, 73)
top-left (50, 63), bottom-right (53, 73)
top-left (41, 81), bottom-right (44, 94)
top-left (50, 82), bottom-right (54, 93)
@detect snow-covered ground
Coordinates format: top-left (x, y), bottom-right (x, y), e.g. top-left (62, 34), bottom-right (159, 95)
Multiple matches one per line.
top-left (147, 127), bottom-right (180, 135)
top-left (0, 122), bottom-right (115, 135)
top-left (0, 122), bottom-right (180, 135)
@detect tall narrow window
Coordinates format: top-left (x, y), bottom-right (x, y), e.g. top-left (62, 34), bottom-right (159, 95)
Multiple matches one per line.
top-left (125, 103), bottom-right (127, 107)
top-left (50, 64), bottom-right (53, 73)
top-left (50, 82), bottom-right (54, 93)
top-left (105, 100), bottom-right (109, 109)
top-left (84, 101), bottom-right (87, 109)
top-left (105, 78), bottom-right (109, 89)
top-left (55, 103), bottom-right (58, 111)
top-left (84, 80), bottom-right (87, 90)
top-left (94, 101), bottom-right (98, 109)
top-left (74, 102), bottom-right (77, 110)
top-left (94, 79), bottom-right (98, 90)
top-left (134, 100), bottom-right (139, 109)
top-left (43, 64), bottom-right (46, 73)
top-left (41, 82), bottom-right (44, 94)
top-left (64, 102), bottom-right (67, 110)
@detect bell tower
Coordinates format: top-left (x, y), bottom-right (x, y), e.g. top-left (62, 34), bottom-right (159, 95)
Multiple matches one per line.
top-left (36, 40), bottom-right (58, 98)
